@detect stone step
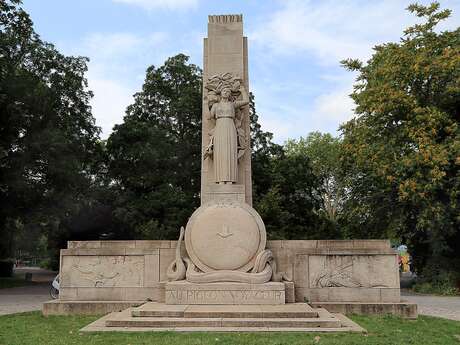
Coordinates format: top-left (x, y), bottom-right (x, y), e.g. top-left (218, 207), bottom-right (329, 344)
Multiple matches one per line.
top-left (82, 307), bottom-right (367, 333)
top-left (132, 303), bottom-right (186, 318)
top-left (106, 316), bottom-right (341, 328)
top-left (106, 305), bottom-right (340, 329)
top-left (131, 302), bottom-right (319, 319)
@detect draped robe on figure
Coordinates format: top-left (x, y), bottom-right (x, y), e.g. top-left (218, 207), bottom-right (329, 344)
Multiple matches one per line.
top-left (211, 101), bottom-right (238, 183)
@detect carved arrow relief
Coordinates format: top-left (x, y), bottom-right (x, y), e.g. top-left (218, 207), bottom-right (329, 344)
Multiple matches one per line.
top-left (217, 224), bottom-right (233, 239)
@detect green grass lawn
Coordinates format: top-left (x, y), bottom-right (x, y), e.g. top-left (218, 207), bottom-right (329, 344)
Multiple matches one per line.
top-left (0, 312), bottom-right (459, 345)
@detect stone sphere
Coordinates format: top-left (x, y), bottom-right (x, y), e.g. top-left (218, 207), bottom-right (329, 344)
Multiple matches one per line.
top-left (185, 201), bottom-right (266, 272)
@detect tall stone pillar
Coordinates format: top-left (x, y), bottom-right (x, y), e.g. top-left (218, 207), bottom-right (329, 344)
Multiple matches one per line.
top-left (201, 14), bottom-right (252, 206)
top-left (165, 14), bottom-right (285, 292)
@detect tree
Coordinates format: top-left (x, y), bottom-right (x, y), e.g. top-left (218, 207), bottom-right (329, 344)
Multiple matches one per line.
top-left (0, 0), bottom-right (102, 262)
top-left (285, 132), bottom-right (343, 224)
top-left (106, 54), bottom-right (202, 240)
top-left (340, 2), bottom-right (460, 279)
top-left (249, 92), bottom-right (283, 205)
top-left (249, 98), bottom-right (335, 239)
top-left (106, 61), bottom-right (295, 240)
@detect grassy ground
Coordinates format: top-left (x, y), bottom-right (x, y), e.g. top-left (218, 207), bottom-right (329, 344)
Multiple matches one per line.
top-left (0, 312), bottom-right (459, 345)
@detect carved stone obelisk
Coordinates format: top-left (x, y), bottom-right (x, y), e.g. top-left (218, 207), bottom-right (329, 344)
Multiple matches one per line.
top-left (165, 15), bottom-right (288, 304)
top-left (201, 14), bottom-right (252, 205)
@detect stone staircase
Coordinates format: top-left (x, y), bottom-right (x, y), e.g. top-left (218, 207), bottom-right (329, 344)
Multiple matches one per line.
top-left (80, 302), bottom-right (365, 332)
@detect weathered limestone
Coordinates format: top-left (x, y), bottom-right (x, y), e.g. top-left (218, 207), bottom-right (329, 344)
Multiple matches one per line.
top-left (51, 240), bottom-right (413, 321)
top-left (204, 184), bottom-right (245, 203)
top-left (84, 303), bottom-right (365, 332)
top-left (185, 201), bottom-right (266, 272)
top-left (308, 254), bottom-right (399, 288)
top-left (166, 15), bottom-right (283, 287)
top-left (59, 247), bottom-right (160, 301)
top-left (204, 74), bottom-right (249, 184)
top-left (310, 302), bottom-right (418, 319)
top-left (292, 247), bottom-right (400, 303)
top-left (201, 14), bottom-right (252, 205)
top-left (54, 239), bottom-right (407, 306)
top-left (284, 281), bottom-right (295, 303)
top-left (165, 282), bottom-right (285, 305)
top-left (42, 300), bottom-right (142, 316)
top-left (182, 304), bottom-right (318, 318)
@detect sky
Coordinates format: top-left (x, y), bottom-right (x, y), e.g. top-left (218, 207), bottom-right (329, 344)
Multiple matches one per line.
top-left (23, 0), bottom-right (460, 143)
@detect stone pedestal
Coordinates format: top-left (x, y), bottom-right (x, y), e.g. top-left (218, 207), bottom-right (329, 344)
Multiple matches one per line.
top-left (203, 184), bottom-right (245, 203)
top-left (165, 281), bottom-right (285, 305)
top-left (79, 302), bottom-right (368, 333)
top-left (46, 240), bottom-right (416, 318)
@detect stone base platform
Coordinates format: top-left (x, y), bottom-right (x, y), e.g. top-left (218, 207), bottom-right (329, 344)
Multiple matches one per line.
top-left (42, 300), bottom-right (144, 316)
top-left (79, 302), bottom-right (366, 332)
top-left (133, 302), bottom-right (318, 318)
top-left (311, 301), bottom-right (418, 319)
top-left (166, 281), bottom-right (285, 305)
top-left (43, 299), bottom-right (417, 320)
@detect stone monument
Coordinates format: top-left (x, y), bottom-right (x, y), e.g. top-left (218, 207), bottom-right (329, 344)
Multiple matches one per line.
top-left (201, 14), bottom-right (252, 205)
top-left (44, 15), bottom-right (416, 330)
top-left (165, 14), bottom-right (289, 304)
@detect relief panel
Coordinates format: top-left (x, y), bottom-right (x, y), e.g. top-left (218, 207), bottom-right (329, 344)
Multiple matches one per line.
top-left (61, 255), bottom-right (144, 288)
top-left (308, 255), bottom-right (398, 288)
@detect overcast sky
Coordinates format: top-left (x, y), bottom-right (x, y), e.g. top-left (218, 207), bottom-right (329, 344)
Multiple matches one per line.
top-left (24, 0), bottom-right (460, 143)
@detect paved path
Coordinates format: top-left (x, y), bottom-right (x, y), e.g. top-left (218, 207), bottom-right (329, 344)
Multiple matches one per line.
top-left (0, 284), bottom-right (51, 315)
top-left (402, 290), bottom-right (460, 321)
top-left (14, 267), bottom-right (56, 283)
top-left (0, 267), bottom-right (55, 316)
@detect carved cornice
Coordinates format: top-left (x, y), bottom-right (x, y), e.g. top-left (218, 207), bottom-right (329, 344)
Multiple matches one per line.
top-left (208, 14), bottom-right (242, 23)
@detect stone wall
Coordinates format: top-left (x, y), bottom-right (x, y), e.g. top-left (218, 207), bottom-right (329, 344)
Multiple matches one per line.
top-left (60, 240), bottom-right (399, 303)
top-left (268, 240), bottom-right (400, 303)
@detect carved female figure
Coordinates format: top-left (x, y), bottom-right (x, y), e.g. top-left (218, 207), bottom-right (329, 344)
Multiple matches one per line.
top-left (207, 83), bottom-right (249, 184)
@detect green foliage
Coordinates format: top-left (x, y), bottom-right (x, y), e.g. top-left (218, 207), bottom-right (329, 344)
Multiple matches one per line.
top-left (256, 152), bottom-right (334, 239)
top-left (104, 65), bottom-right (328, 241)
top-left (250, 99), bottom-right (332, 239)
top-left (0, 0), bottom-right (102, 261)
top-left (0, 260), bottom-right (13, 277)
top-left (413, 276), bottom-right (459, 296)
top-left (105, 72), bottom-right (323, 241)
top-left (6, 0), bottom-right (459, 284)
top-left (285, 132), bottom-right (343, 224)
top-left (412, 261), bottom-right (459, 295)
top-left (249, 92), bottom-right (283, 214)
top-left (106, 54), bottom-right (202, 239)
top-left (340, 2), bottom-right (460, 275)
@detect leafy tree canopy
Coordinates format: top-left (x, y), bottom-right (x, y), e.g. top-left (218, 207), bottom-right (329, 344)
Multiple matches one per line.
top-left (105, 57), bottom-right (307, 241)
top-left (340, 2), bottom-right (460, 275)
top-left (285, 132), bottom-right (343, 224)
top-left (106, 54), bottom-right (202, 239)
top-left (0, 0), bottom-right (101, 259)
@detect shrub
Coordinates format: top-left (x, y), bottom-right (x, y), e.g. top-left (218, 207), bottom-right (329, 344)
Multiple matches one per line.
top-left (0, 260), bottom-right (14, 277)
top-left (413, 271), bottom-right (459, 296)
